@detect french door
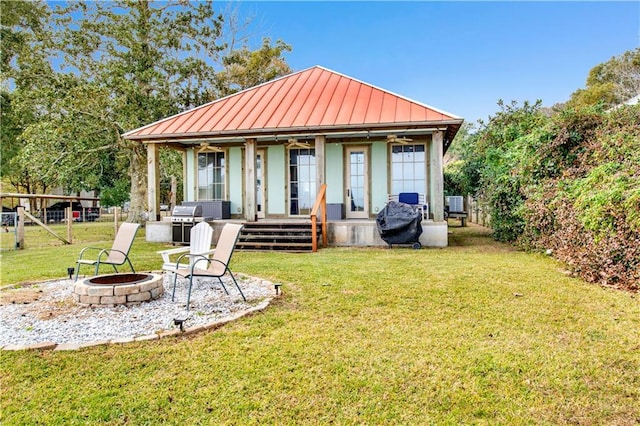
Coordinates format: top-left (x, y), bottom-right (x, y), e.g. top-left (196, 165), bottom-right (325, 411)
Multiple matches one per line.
top-left (345, 146), bottom-right (369, 219)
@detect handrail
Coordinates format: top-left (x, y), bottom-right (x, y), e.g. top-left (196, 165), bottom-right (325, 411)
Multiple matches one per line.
top-left (309, 184), bottom-right (327, 252)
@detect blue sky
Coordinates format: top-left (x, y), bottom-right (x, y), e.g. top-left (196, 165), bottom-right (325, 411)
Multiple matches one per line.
top-left (233, 1), bottom-right (639, 125)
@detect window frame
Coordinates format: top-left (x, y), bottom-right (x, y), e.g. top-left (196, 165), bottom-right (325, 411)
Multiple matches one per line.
top-left (197, 150), bottom-right (227, 201)
top-left (288, 146), bottom-right (317, 216)
top-left (389, 143), bottom-right (427, 195)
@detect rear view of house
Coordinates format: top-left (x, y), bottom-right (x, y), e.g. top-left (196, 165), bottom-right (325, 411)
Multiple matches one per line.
top-left (123, 66), bottom-right (463, 247)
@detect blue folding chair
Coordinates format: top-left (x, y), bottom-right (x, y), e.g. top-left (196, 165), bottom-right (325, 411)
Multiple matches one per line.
top-left (398, 192), bottom-right (428, 220)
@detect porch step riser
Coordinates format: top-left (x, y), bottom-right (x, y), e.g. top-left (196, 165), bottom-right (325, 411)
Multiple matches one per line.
top-left (238, 222), bottom-right (322, 252)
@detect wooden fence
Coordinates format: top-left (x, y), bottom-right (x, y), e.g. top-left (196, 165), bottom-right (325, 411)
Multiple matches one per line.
top-left (465, 195), bottom-right (491, 227)
top-left (0, 193), bottom-right (121, 250)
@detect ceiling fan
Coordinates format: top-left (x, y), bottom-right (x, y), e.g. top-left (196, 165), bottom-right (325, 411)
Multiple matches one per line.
top-left (198, 143), bottom-right (224, 153)
top-left (286, 138), bottom-right (311, 149)
top-left (386, 135), bottom-right (413, 144)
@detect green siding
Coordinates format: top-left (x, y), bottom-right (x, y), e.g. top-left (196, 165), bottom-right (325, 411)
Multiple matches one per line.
top-left (370, 142), bottom-right (388, 214)
top-left (325, 143), bottom-right (343, 204)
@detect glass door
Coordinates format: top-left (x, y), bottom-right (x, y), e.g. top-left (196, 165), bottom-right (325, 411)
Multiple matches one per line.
top-left (345, 146), bottom-right (369, 219)
top-left (257, 149), bottom-right (266, 219)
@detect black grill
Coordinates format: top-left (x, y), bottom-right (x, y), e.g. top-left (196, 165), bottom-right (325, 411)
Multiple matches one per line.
top-left (169, 205), bottom-right (208, 244)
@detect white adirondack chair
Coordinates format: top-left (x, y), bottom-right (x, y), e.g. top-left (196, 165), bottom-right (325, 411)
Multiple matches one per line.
top-left (157, 221), bottom-right (214, 277)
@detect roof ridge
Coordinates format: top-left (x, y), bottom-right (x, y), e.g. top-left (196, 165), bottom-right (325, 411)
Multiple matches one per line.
top-left (312, 65), bottom-right (461, 120)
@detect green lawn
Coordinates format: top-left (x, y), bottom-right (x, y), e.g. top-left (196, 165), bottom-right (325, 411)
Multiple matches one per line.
top-left (1, 223), bottom-right (639, 424)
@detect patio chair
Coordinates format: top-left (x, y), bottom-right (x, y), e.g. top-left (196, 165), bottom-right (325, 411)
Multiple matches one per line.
top-left (158, 221), bottom-right (214, 277)
top-left (171, 223), bottom-right (246, 310)
top-left (74, 222), bottom-right (140, 281)
top-left (397, 192), bottom-right (428, 220)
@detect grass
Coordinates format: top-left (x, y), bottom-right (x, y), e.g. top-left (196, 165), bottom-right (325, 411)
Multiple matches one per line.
top-left (1, 222), bottom-right (639, 424)
top-left (0, 220), bottom-right (167, 284)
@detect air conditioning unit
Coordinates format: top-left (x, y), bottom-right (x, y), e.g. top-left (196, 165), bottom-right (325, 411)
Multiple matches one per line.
top-left (446, 196), bottom-right (464, 213)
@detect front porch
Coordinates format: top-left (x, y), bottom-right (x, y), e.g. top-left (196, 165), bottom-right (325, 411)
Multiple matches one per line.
top-left (146, 218), bottom-right (448, 250)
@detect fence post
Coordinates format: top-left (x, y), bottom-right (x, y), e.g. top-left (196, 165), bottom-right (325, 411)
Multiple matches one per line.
top-left (16, 206), bottom-right (25, 249)
top-left (114, 207), bottom-right (120, 234)
top-left (474, 200), bottom-right (478, 224)
top-left (66, 206), bottom-right (73, 244)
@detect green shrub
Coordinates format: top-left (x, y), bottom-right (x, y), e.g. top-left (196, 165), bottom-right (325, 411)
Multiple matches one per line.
top-left (454, 99), bottom-right (639, 289)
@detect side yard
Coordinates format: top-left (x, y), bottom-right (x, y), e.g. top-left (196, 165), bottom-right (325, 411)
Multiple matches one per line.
top-left (1, 223), bottom-right (639, 424)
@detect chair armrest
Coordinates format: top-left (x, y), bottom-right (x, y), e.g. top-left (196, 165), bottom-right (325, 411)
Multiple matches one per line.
top-left (78, 246), bottom-right (108, 261)
top-left (97, 248), bottom-right (130, 264)
top-left (196, 248), bottom-right (216, 256)
top-left (157, 246), bottom-right (190, 264)
top-left (175, 249), bottom-right (216, 263)
top-left (173, 251), bottom-right (212, 271)
top-left (186, 254), bottom-right (213, 274)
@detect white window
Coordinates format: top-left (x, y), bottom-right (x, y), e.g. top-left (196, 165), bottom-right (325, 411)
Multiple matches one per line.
top-left (390, 144), bottom-right (426, 194)
top-left (289, 148), bottom-right (316, 215)
top-left (197, 151), bottom-right (225, 200)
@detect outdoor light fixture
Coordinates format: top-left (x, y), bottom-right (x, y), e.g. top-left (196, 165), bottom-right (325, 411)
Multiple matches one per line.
top-left (173, 312), bottom-right (191, 332)
top-left (198, 143), bottom-right (223, 153)
top-left (286, 139), bottom-right (311, 149)
top-left (67, 267), bottom-right (75, 280)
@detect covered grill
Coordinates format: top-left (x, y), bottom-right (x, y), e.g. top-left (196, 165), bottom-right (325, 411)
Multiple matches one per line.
top-left (376, 201), bottom-right (423, 249)
top-left (169, 205), bottom-right (210, 244)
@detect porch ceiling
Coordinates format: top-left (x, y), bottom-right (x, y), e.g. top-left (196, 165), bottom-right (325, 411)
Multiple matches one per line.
top-left (123, 65), bottom-right (463, 150)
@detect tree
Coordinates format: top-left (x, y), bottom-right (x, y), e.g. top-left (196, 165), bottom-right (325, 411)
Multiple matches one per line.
top-left (568, 48), bottom-right (640, 109)
top-left (215, 38), bottom-right (292, 97)
top-left (443, 122), bottom-right (479, 196)
top-left (464, 100), bottom-right (548, 242)
top-left (0, 0), bottom-right (49, 77)
top-left (0, 0), bottom-right (52, 192)
top-left (16, 0), bottom-right (291, 222)
top-left (37, 1), bottom-right (223, 221)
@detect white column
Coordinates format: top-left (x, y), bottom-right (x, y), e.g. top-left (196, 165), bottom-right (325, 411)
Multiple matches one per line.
top-left (244, 138), bottom-right (257, 221)
top-left (147, 143), bottom-right (160, 221)
top-left (182, 150), bottom-right (188, 202)
top-left (429, 131), bottom-right (445, 222)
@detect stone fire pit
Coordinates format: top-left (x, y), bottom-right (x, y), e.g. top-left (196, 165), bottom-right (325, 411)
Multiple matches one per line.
top-left (73, 273), bottom-right (163, 306)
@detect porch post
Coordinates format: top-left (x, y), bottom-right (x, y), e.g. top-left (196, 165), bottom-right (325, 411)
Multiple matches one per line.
top-left (315, 135), bottom-right (326, 190)
top-left (182, 150), bottom-right (188, 203)
top-left (147, 143), bottom-right (161, 221)
top-left (429, 131), bottom-right (445, 222)
top-left (244, 138), bottom-right (257, 221)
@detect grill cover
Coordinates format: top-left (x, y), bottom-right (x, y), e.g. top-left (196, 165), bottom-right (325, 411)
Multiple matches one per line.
top-left (171, 205), bottom-right (202, 217)
top-left (376, 201), bottom-right (423, 245)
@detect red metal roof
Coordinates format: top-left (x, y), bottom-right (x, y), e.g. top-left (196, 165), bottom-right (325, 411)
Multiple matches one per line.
top-left (123, 66), bottom-right (462, 141)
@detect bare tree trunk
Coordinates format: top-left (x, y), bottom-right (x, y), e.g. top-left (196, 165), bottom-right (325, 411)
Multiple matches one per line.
top-left (127, 144), bottom-right (148, 223)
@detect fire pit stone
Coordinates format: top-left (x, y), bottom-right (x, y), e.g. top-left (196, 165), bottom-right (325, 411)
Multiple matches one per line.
top-left (73, 273), bottom-right (164, 306)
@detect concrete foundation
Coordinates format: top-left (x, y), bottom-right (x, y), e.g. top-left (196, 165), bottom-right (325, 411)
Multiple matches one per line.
top-left (325, 220), bottom-right (448, 248)
top-left (146, 221), bottom-right (171, 243)
top-left (328, 220), bottom-right (386, 247)
top-left (145, 219), bottom-right (449, 248)
top-left (418, 221), bottom-right (448, 247)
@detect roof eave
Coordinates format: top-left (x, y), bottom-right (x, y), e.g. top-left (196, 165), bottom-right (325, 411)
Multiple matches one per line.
top-left (124, 119), bottom-right (464, 142)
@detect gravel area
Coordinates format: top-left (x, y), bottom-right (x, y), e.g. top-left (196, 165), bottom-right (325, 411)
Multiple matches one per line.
top-left (0, 273), bottom-right (276, 347)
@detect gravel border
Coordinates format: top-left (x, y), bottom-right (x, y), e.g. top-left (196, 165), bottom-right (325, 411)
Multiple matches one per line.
top-left (1, 272), bottom-right (278, 351)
